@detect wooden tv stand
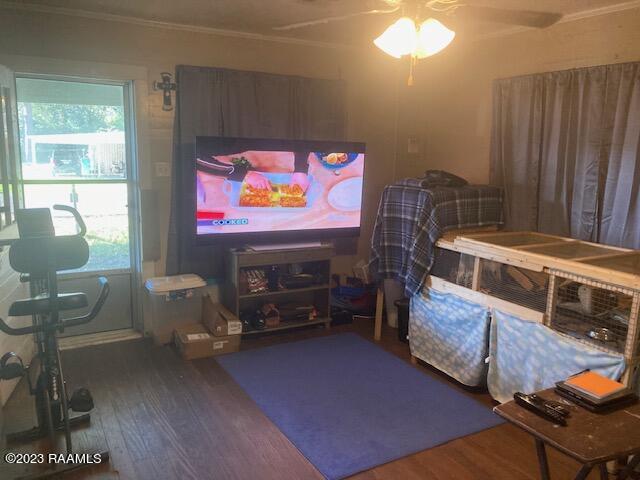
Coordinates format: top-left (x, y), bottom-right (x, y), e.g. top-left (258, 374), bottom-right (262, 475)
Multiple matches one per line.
top-left (221, 245), bottom-right (333, 335)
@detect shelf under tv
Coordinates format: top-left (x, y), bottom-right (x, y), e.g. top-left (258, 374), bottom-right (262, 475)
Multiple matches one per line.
top-left (241, 317), bottom-right (331, 336)
top-left (238, 284), bottom-right (331, 300)
top-left (222, 245), bottom-right (334, 339)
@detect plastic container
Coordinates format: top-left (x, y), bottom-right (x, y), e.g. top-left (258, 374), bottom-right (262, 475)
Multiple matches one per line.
top-left (145, 274), bottom-right (206, 345)
top-left (330, 284), bottom-right (377, 315)
top-left (384, 279), bottom-right (404, 328)
top-left (330, 306), bottom-right (353, 326)
top-left (394, 298), bottom-right (410, 344)
top-left (333, 285), bottom-right (366, 297)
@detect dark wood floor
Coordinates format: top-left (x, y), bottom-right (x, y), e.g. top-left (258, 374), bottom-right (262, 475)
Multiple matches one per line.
top-left (2, 319), bottom-right (599, 480)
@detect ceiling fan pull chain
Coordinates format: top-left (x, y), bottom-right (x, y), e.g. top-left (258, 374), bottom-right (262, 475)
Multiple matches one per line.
top-left (408, 56), bottom-right (417, 87)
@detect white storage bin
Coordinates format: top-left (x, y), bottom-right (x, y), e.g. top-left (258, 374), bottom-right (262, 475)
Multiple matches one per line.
top-left (384, 278), bottom-right (403, 328)
top-left (145, 274), bottom-right (206, 345)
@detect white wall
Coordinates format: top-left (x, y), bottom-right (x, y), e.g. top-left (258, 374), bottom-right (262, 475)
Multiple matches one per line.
top-left (0, 7), bottom-right (401, 280)
top-left (0, 65), bottom-right (32, 407)
top-left (0, 227), bottom-right (33, 407)
top-left (0, 7), bottom-right (403, 347)
top-left (394, 7), bottom-right (640, 183)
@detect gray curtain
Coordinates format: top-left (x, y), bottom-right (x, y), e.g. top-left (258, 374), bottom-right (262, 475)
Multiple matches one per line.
top-left (490, 75), bottom-right (544, 231)
top-left (599, 63), bottom-right (640, 247)
top-left (167, 65), bottom-right (346, 277)
top-left (490, 61), bottom-right (640, 248)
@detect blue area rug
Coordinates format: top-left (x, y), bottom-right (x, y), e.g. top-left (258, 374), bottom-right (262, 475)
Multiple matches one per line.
top-left (217, 333), bottom-right (503, 479)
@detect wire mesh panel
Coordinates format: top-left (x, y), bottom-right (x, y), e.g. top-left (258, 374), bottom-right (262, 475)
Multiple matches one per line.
top-left (549, 272), bottom-right (634, 355)
top-left (478, 259), bottom-right (549, 312)
top-left (430, 247), bottom-right (458, 283)
top-left (430, 247), bottom-right (474, 288)
top-left (457, 254), bottom-right (475, 289)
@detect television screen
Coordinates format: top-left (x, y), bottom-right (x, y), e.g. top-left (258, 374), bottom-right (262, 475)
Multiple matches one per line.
top-left (195, 136), bottom-right (365, 243)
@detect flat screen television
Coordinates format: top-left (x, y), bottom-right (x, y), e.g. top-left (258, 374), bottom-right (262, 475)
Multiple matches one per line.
top-left (194, 136), bottom-right (366, 244)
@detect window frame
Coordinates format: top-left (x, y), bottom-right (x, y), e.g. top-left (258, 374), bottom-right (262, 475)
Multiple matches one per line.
top-left (0, 81), bottom-right (24, 229)
top-left (15, 74), bottom-right (136, 273)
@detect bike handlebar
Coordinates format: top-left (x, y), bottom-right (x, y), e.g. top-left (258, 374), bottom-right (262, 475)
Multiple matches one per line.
top-left (0, 204), bottom-right (86, 247)
top-left (0, 277), bottom-right (109, 336)
top-left (0, 321), bottom-right (37, 336)
top-left (52, 204), bottom-right (87, 237)
top-left (62, 277), bottom-right (109, 329)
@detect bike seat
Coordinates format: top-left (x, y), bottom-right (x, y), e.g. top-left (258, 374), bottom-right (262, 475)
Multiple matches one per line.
top-left (9, 293), bottom-right (88, 317)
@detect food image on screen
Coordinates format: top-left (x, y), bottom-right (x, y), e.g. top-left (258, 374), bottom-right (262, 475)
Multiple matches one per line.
top-left (239, 183), bottom-right (307, 208)
top-left (239, 184), bottom-right (274, 207)
top-left (323, 153), bottom-right (347, 165)
top-left (279, 184), bottom-right (307, 208)
top-left (195, 137), bottom-right (365, 238)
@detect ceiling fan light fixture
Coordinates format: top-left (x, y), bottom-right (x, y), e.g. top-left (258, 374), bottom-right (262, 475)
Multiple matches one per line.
top-left (373, 17), bottom-right (417, 58)
top-left (414, 18), bottom-right (456, 59)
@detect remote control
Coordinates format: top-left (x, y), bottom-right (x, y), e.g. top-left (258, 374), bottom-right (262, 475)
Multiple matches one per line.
top-left (535, 395), bottom-right (571, 417)
top-left (514, 392), bottom-right (568, 426)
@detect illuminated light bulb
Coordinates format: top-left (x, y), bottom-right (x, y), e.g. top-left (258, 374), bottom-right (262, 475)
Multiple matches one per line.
top-left (373, 17), bottom-right (417, 58)
top-left (414, 18), bottom-right (456, 59)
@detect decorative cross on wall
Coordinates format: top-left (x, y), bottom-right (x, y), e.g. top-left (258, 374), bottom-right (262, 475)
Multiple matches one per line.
top-left (153, 72), bottom-right (177, 111)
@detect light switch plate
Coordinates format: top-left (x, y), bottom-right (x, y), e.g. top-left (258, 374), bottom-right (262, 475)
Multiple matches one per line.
top-left (155, 162), bottom-right (170, 177)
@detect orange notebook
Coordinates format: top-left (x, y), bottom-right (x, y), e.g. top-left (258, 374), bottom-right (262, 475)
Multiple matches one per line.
top-left (565, 371), bottom-right (626, 399)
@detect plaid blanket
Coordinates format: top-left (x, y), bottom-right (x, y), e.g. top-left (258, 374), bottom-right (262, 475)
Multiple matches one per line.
top-left (369, 181), bottom-right (504, 297)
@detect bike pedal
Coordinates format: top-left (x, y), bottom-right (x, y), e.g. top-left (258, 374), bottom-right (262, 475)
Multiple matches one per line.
top-left (0, 362), bottom-right (25, 380)
top-left (0, 352), bottom-right (25, 380)
top-left (69, 387), bottom-right (94, 412)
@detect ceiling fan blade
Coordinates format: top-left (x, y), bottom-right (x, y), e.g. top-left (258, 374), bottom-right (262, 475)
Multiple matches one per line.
top-left (273, 7), bottom-right (399, 31)
top-left (458, 5), bottom-right (562, 28)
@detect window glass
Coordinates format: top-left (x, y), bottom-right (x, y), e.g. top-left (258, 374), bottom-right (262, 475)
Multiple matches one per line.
top-left (17, 78), bottom-right (130, 272)
top-left (23, 183), bottom-right (130, 271)
top-left (16, 78), bottom-right (126, 180)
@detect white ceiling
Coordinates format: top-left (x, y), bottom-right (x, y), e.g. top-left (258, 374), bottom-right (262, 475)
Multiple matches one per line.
top-left (8, 0), bottom-right (637, 45)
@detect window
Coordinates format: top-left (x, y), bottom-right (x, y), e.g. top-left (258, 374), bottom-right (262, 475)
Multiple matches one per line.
top-left (17, 77), bottom-right (126, 181)
top-left (16, 77), bottom-right (131, 271)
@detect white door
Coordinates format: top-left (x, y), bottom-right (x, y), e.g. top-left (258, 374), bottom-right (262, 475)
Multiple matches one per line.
top-left (15, 76), bottom-right (139, 336)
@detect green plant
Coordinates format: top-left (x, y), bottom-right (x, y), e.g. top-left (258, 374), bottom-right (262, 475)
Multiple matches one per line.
top-left (231, 156), bottom-right (252, 169)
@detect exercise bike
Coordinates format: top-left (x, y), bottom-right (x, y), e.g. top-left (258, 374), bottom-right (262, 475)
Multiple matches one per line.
top-left (0, 205), bottom-right (110, 478)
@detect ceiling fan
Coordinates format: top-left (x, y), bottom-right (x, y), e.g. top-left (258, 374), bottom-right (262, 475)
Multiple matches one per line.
top-left (276, 0), bottom-right (563, 32)
top-left (275, 0), bottom-right (562, 83)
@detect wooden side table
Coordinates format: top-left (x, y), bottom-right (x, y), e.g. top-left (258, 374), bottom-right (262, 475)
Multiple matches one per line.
top-left (494, 389), bottom-right (640, 480)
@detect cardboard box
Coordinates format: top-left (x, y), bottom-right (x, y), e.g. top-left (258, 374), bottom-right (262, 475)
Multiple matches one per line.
top-left (202, 296), bottom-right (242, 337)
top-left (174, 324), bottom-right (241, 360)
